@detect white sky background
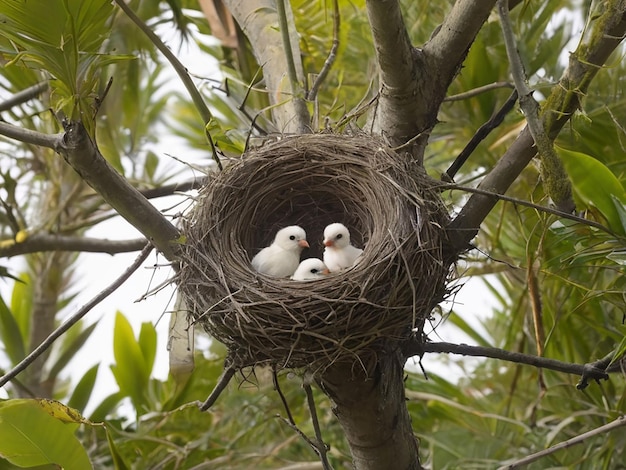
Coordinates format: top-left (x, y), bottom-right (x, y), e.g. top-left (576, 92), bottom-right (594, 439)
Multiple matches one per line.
top-left (0, 9), bottom-right (521, 411)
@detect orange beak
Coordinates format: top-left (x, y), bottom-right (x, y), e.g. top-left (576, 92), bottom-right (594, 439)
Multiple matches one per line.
top-left (321, 268), bottom-right (330, 275)
top-left (299, 239), bottom-right (310, 248)
top-left (323, 240), bottom-right (333, 247)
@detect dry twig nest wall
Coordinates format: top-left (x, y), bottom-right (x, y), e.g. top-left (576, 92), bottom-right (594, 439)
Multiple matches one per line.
top-left (179, 133), bottom-right (451, 373)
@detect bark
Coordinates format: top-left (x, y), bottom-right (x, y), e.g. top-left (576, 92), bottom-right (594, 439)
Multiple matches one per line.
top-left (366, 0), bottom-right (496, 161)
top-left (222, 0), bottom-right (311, 134)
top-left (318, 352), bottom-right (421, 470)
top-left (448, 1), bottom-right (626, 250)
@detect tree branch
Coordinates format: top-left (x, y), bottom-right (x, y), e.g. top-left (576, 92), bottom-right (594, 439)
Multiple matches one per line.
top-left (199, 365), bottom-right (236, 411)
top-left (0, 81), bottom-right (48, 112)
top-left (0, 243), bottom-right (153, 388)
top-left (223, 0), bottom-right (311, 134)
top-left (307, 0), bottom-right (340, 103)
top-left (448, 3), bottom-right (626, 250)
top-left (0, 234), bottom-right (147, 257)
top-left (498, 415), bottom-right (626, 469)
top-left (417, 341), bottom-right (612, 386)
top-left (0, 120), bottom-right (63, 149)
top-left (497, 0), bottom-right (575, 213)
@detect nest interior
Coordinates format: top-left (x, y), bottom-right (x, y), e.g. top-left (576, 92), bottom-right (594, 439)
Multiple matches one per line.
top-left (179, 133), bottom-right (451, 372)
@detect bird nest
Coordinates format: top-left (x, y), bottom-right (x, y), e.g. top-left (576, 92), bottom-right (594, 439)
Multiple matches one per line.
top-left (178, 133), bottom-right (451, 373)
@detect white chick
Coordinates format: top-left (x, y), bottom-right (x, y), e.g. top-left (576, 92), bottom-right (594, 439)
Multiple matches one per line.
top-left (291, 258), bottom-right (330, 281)
top-left (322, 223), bottom-right (363, 272)
top-left (251, 225), bottom-right (309, 277)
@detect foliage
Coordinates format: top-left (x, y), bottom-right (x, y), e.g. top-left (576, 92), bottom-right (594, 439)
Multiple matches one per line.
top-left (0, 0), bottom-right (625, 468)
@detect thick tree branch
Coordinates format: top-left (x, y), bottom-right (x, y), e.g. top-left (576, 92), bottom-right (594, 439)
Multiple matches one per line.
top-left (366, 0), bottom-right (496, 160)
top-left (0, 120), bottom-right (182, 260)
top-left (448, 3), bottom-right (626, 250)
top-left (223, 0), bottom-right (311, 134)
top-left (0, 234), bottom-right (147, 257)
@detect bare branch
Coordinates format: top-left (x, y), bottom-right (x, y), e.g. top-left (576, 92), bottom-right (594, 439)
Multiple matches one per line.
top-left (417, 341), bottom-right (611, 385)
top-left (303, 383), bottom-right (333, 470)
top-left (0, 243), bottom-right (153, 388)
top-left (199, 366), bottom-right (236, 411)
top-left (112, 0), bottom-right (222, 170)
top-left (0, 234), bottom-right (147, 257)
top-left (498, 416), bottom-right (626, 469)
top-left (448, 3), bottom-right (626, 250)
top-left (497, 0), bottom-right (575, 213)
top-left (307, 0), bottom-right (340, 102)
top-left (443, 90), bottom-right (518, 181)
top-left (443, 81), bottom-right (515, 102)
top-left (0, 120), bottom-right (63, 149)
top-left (60, 122), bottom-right (182, 261)
top-left (0, 81), bottom-right (48, 112)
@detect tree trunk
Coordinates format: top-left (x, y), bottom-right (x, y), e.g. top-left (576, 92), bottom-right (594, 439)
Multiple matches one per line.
top-left (318, 350), bottom-right (422, 470)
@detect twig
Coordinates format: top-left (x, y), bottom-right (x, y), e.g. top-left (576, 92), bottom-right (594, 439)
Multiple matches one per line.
top-left (0, 81), bottom-right (49, 112)
top-left (307, 0), bottom-right (340, 102)
top-left (273, 368), bottom-right (297, 425)
top-left (112, 0), bottom-right (222, 171)
top-left (0, 234), bottom-right (147, 257)
top-left (443, 90), bottom-right (518, 181)
top-left (497, 415), bottom-right (626, 469)
top-left (0, 243), bottom-right (153, 388)
top-left (303, 383), bottom-right (333, 470)
top-left (0, 120), bottom-right (63, 149)
top-left (439, 182), bottom-right (617, 236)
top-left (417, 341), bottom-right (611, 386)
top-left (443, 81), bottom-right (515, 102)
top-left (199, 366), bottom-right (236, 411)
top-left (497, 0), bottom-right (575, 213)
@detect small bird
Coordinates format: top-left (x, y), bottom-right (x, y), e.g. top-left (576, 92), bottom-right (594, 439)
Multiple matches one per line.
top-left (251, 225), bottom-right (309, 277)
top-left (291, 258), bottom-right (330, 280)
top-left (322, 223), bottom-right (363, 272)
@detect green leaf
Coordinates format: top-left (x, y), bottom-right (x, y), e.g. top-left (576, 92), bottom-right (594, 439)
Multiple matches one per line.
top-left (609, 334), bottom-right (626, 368)
top-left (110, 312), bottom-right (149, 411)
top-left (138, 322), bottom-right (157, 377)
top-left (67, 364), bottom-right (99, 414)
top-left (0, 399), bottom-right (92, 470)
top-left (557, 146), bottom-right (626, 235)
top-left (9, 274), bottom-right (31, 345)
top-left (0, 296), bottom-right (25, 365)
top-left (104, 423), bottom-right (130, 470)
top-left (88, 392), bottom-right (124, 423)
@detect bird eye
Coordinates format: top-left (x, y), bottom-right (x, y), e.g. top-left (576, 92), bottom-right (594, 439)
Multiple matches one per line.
top-left (310, 268), bottom-right (318, 274)
top-left (289, 235), bottom-right (296, 240)
top-left (336, 234), bottom-right (343, 239)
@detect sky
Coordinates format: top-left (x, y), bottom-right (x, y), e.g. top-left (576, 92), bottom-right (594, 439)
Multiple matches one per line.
top-left (0, 8), bottom-right (499, 414)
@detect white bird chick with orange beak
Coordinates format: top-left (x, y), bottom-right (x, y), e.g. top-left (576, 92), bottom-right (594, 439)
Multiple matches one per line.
top-left (251, 225), bottom-right (309, 277)
top-left (291, 258), bottom-right (330, 281)
top-left (322, 223), bottom-right (363, 272)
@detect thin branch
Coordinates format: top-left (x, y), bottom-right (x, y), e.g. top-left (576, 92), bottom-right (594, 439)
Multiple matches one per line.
top-left (417, 341), bottom-right (611, 385)
top-left (0, 120), bottom-right (63, 149)
top-left (140, 178), bottom-right (208, 200)
top-left (443, 81), bottom-right (515, 102)
top-left (307, 0), bottom-right (340, 102)
top-left (199, 366), bottom-right (236, 411)
top-left (0, 234), bottom-right (147, 257)
top-left (303, 383), bottom-right (333, 470)
top-left (498, 415), bottom-right (626, 469)
top-left (443, 90), bottom-right (518, 181)
top-left (273, 368), bottom-right (297, 425)
top-left (448, 2), bottom-right (626, 250)
top-left (0, 243), bottom-right (153, 388)
top-left (0, 81), bottom-right (48, 112)
top-left (112, 0), bottom-right (222, 171)
top-left (497, 0), bottom-right (575, 213)
top-left (439, 182), bottom-right (617, 236)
